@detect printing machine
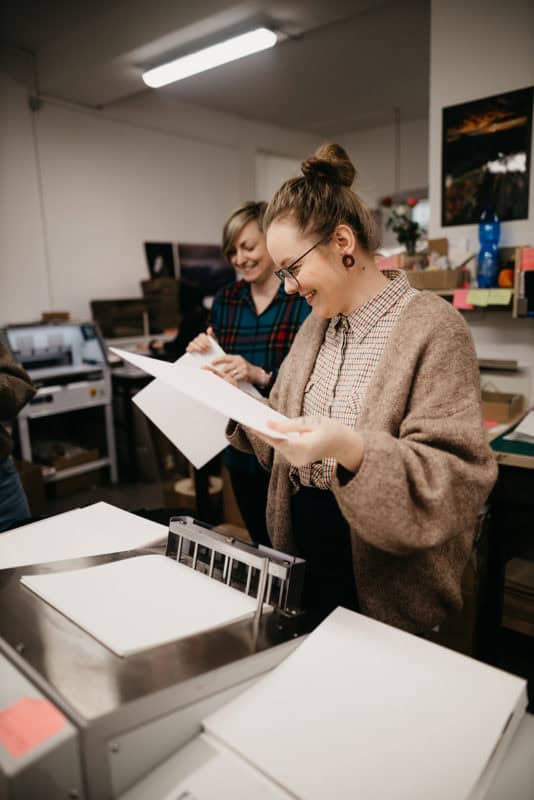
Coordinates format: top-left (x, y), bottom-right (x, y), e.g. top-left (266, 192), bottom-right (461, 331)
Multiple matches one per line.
top-left (0, 517), bottom-right (305, 800)
top-left (1, 322), bottom-right (117, 482)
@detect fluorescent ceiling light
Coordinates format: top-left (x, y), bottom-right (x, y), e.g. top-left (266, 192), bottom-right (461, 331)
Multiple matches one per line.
top-left (143, 27), bottom-right (278, 88)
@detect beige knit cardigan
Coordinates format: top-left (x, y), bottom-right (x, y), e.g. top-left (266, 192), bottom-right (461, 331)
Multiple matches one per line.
top-left (228, 291), bottom-right (497, 633)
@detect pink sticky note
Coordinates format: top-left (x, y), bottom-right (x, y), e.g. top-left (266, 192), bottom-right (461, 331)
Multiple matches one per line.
top-left (0, 697), bottom-right (66, 758)
top-left (376, 255), bottom-right (402, 270)
top-left (520, 248), bottom-right (534, 272)
top-left (453, 289), bottom-right (474, 310)
top-left (483, 419), bottom-right (500, 430)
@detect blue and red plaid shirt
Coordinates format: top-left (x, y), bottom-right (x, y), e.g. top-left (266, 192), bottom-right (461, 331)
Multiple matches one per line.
top-left (210, 279), bottom-right (310, 471)
top-left (210, 280), bottom-right (310, 391)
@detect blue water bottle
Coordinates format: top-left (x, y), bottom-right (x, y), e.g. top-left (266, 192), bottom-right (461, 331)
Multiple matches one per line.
top-left (477, 209), bottom-right (500, 288)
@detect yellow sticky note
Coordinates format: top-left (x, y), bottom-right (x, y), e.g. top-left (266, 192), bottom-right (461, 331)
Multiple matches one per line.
top-left (466, 289), bottom-right (489, 307)
top-left (487, 289), bottom-right (512, 305)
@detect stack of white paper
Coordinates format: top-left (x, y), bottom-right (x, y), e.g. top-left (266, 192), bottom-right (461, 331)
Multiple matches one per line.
top-left (204, 607), bottom-right (527, 800)
top-left (0, 502), bottom-right (166, 569)
top-left (503, 410), bottom-right (534, 444)
top-left (110, 346), bottom-right (293, 469)
top-left (21, 554), bottom-right (261, 656)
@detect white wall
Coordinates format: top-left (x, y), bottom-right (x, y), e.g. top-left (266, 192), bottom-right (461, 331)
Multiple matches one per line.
top-left (0, 73), bottom-right (319, 323)
top-left (0, 73), bottom-right (50, 322)
top-left (256, 153), bottom-right (302, 204)
top-left (429, 0), bottom-right (534, 401)
top-left (429, 0), bottom-right (534, 248)
top-left (336, 118), bottom-right (429, 208)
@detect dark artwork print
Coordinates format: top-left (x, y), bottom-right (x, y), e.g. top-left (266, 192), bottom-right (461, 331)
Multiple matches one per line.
top-left (442, 87), bottom-right (533, 226)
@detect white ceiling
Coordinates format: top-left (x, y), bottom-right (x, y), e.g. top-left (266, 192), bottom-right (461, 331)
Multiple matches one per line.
top-left (1, 0), bottom-right (430, 135)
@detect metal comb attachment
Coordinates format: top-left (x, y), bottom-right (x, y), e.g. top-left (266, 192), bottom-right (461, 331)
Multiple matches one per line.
top-left (166, 516), bottom-right (305, 640)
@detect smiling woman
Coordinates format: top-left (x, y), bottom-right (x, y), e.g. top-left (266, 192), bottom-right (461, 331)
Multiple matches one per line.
top-left (186, 201), bottom-right (310, 546)
top-left (224, 143), bottom-right (497, 634)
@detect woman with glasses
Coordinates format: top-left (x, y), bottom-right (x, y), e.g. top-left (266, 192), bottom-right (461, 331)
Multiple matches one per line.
top-left (218, 144), bottom-right (496, 634)
top-left (187, 201), bottom-right (310, 546)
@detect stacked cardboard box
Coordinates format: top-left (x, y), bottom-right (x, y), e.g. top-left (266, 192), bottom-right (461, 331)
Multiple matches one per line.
top-left (481, 391), bottom-right (524, 423)
top-left (503, 558), bottom-right (534, 637)
top-left (140, 278), bottom-right (180, 332)
top-left (14, 460), bottom-right (47, 516)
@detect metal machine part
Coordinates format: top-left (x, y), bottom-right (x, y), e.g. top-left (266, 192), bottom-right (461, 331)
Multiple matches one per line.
top-left (1, 322), bottom-right (117, 484)
top-left (0, 519), bottom-right (305, 799)
top-left (167, 516), bottom-right (305, 642)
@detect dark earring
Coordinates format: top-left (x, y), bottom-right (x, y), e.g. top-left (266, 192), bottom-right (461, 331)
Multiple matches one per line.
top-left (342, 254), bottom-right (355, 268)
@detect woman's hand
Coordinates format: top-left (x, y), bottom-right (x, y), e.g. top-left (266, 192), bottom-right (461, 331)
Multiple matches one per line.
top-left (210, 354), bottom-right (266, 386)
top-left (255, 417), bottom-right (365, 473)
top-left (186, 326), bottom-right (216, 353)
top-left (203, 364), bottom-right (239, 387)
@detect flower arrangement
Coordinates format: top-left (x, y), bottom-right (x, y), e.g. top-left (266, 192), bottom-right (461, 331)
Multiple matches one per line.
top-left (381, 196), bottom-right (424, 255)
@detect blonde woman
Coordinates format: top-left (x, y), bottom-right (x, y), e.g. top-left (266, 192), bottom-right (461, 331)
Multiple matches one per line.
top-left (187, 201), bottom-right (310, 545)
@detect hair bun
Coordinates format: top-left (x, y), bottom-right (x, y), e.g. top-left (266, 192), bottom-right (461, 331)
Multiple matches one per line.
top-left (301, 143), bottom-right (356, 188)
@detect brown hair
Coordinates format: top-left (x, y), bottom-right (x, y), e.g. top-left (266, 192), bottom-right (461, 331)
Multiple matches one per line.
top-left (222, 201), bottom-right (267, 261)
top-left (263, 143), bottom-right (379, 253)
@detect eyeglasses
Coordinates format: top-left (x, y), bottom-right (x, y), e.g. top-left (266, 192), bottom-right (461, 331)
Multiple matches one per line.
top-left (274, 238), bottom-right (327, 291)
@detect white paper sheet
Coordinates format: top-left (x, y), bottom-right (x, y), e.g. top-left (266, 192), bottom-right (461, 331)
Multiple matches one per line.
top-left (110, 347), bottom-right (293, 470)
top-left (162, 739), bottom-right (290, 800)
top-left (132, 340), bottom-right (244, 469)
top-left (0, 502), bottom-right (166, 569)
top-left (176, 340), bottom-right (262, 400)
top-left (205, 607), bottom-right (527, 800)
top-left (134, 379), bottom-right (229, 470)
top-left (21, 554), bottom-right (260, 656)
top-left (503, 410), bottom-right (534, 444)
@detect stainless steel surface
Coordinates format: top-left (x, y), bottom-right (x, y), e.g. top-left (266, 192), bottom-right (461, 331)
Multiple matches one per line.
top-left (0, 520), bottom-right (304, 798)
top-left (0, 549), bottom-right (301, 724)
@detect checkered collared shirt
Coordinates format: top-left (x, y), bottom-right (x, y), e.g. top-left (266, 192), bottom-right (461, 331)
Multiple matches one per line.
top-left (291, 270), bottom-right (418, 490)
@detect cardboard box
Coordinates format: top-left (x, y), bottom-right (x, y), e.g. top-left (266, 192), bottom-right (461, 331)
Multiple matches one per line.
top-left (481, 391), bottom-right (524, 423)
top-left (48, 469), bottom-right (103, 498)
top-left (163, 475), bottom-right (223, 521)
top-left (405, 265), bottom-right (465, 290)
top-left (14, 459), bottom-right (47, 516)
top-left (50, 447), bottom-right (100, 472)
top-left (221, 465), bottom-right (246, 528)
top-left (40, 446), bottom-right (102, 498)
top-left (141, 278), bottom-right (180, 297)
top-left (427, 237), bottom-right (449, 257)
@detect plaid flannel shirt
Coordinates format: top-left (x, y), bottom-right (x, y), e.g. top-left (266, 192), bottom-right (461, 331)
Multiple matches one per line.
top-left (211, 279), bottom-right (310, 473)
top-left (210, 280), bottom-right (311, 391)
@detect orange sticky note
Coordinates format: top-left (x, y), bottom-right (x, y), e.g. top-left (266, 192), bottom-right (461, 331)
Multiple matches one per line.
top-left (0, 697), bottom-right (66, 758)
top-left (453, 289), bottom-right (474, 310)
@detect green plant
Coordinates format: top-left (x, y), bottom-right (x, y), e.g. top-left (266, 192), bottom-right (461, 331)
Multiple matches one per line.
top-left (381, 197), bottom-right (424, 255)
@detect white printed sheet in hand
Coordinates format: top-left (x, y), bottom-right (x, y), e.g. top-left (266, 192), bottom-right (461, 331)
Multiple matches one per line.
top-left (110, 347), bottom-right (292, 469)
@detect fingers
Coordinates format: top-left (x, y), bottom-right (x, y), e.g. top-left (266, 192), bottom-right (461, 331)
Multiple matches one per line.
top-left (211, 355), bottom-right (246, 381)
top-left (211, 355), bottom-right (231, 366)
top-left (207, 326), bottom-right (215, 338)
top-left (186, 332), bottom-right (213, 353)
top-left (203, 365), bottom-right (239, 386)
top-left (267, 417), bottom-right (316, 434)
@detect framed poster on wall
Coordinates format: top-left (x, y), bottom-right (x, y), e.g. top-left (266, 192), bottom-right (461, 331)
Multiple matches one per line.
top-left (442, 86), bottom-right (533, 226)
